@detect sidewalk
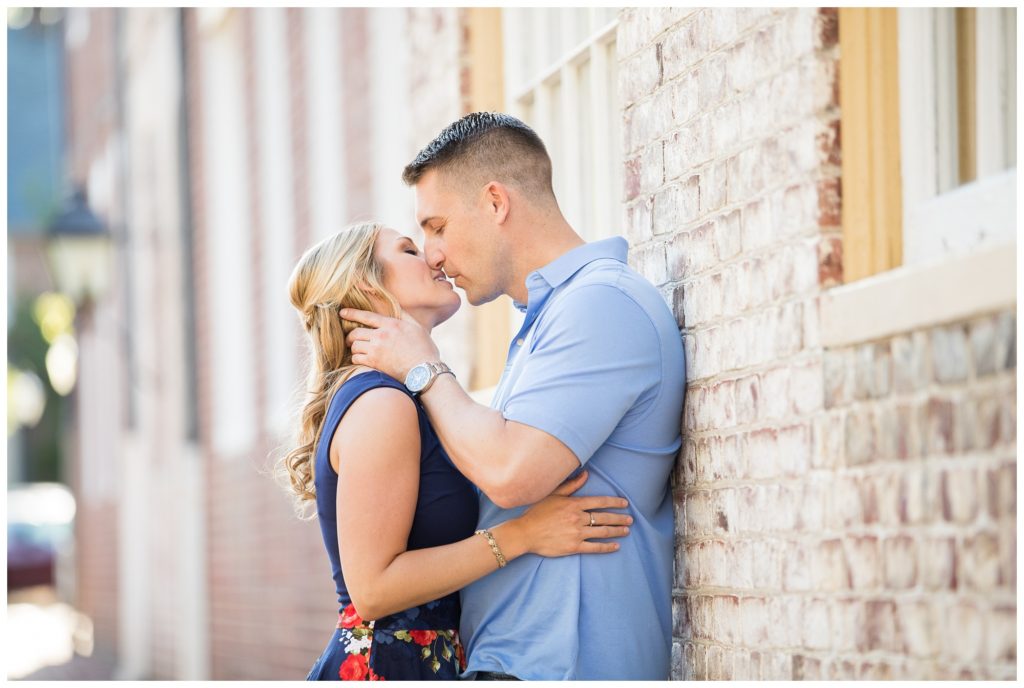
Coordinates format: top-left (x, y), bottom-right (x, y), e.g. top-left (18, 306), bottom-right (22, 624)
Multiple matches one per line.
top-left (7, 585), bottom-right (116, 681)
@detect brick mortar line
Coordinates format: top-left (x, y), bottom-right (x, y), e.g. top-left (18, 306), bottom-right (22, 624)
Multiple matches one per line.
top-left (676, 456), bottom-right (1018, 493)
top-left (671, 588), bottom-right (1018, 601)
top-left (675, 521), bottom-right (1019, 546)
top-left (823, 375), bottom-right (1017, 406)
top-left (683, 320), bottom-right (1019, 376)
top-left (681, 360), bottom-right (826, 392)
top-left (670, 640), bottom-right (1018, 670)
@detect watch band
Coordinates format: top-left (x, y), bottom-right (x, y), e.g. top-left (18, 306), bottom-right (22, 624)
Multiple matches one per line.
top-left (415, 361), bottom-right (455, 395)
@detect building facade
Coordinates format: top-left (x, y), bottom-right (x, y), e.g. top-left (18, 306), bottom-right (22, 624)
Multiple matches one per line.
top-left (59, 7), bottom-right (1015, 680)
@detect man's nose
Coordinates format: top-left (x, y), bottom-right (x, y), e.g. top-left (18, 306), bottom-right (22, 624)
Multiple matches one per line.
top-left (424, 240), bottom-right (444, 271)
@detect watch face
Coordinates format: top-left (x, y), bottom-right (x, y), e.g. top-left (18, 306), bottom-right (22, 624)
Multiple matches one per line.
top-left (406, 364), bottom-right (431, 392)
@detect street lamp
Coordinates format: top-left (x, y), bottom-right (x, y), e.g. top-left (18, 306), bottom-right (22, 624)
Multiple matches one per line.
top-left (45, 187), bottom-right (113, 309)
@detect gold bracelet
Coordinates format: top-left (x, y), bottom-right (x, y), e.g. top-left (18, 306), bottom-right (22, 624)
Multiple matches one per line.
top-left (475, 529), bottom-right (507, 568)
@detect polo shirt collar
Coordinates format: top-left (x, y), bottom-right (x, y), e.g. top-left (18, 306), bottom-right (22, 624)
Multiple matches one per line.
top-left (512, 237), bottom-right (629, 312)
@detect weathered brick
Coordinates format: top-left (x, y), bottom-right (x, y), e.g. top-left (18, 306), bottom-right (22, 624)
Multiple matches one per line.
top-left (969, 315), bottom-right (1000, 378)
top-left (986, 605), bottom-right (1016, 663)
top-left (792, 654), bottom-right (822, 680)
top-left (750, 538), bottom-right (783, 589)
top-left (941, 466), bottom-right (979, 524)
top-left (668, 69), bottom-right (700, 126)
top-left (796, 476), bottom-right (826, 530)
top-left (734, 373), bottom-right (760, 425)
top-left (654, 177), bottom-right (701, 236)
top-left (624, 94), bottom-right (672, 154)
top-left (862, 599), bottom-right (899, 653)
top-left (974, 393), bottom-right (1003, 450)
top-left (808, 541), bottom-right (845, 598)
top-left (919, 535), bottom-right (957, 590)
top-left (823, 347), bottom-right (853, 408)
top-left (758, 366), bottom-right (790, 421)
top-left (620, 42), bottom-right (663, 104)
top-left (844, 406), bottom-right (875, 466)
top-left (624, 196), bottom-right (654, 244)
top-left (732, 648), bottom-right (752, 680)
top-left (711, 595), bottom-right (741, 645)
top-left (882, 534), bottom-right (917, 589)
top-left (931, 324), bottom-right (970, 383)
top-left (844, 535), bottom-right (880, 589)
top-left (638, 141), bottom-right (663, 196)
top-left (943, 600), bottom-right (985, 662)
top-left (740, 595), bottom-right (769, 646)
top-left (665, 114), bottom-right (709, 179)
top-left (660, 11), bottom-right (709, 81)
top-left (707, 7), bottom-right (738, 52)
top-left (782, 540), bottom-right (812, 591)
top-left (726, 144), bottom-right (767, 203)
top-left (739, 196), bottom-right (772, 251)
top-left (667, 218), bottom-right (716, 279)
top-left (802, 597), bottom-right (831, 650)
top-left (713, 209), bottom-right (741, 261)
top-left (724, 32), bottom-right (756, 91)
top-left (891, 331), bottom-right (931, 393)
top-left (994, 310), bottom-right (1016, 370)
top-left (699, 52), bottom-right (731, 111)
top-left (697, 158), bottom-right (728, 214)
top-left (628, 240), bottom-right (668, 286)
top-left (738, 79), bottom-right (773, 140)
top-left (925, 396), bottom-right (955, 456)
top-left (681, 271), bottom-right (723, 328)
top-left (875, 469), bottom-right (902, 526)
top-left (961, 530), bottom-right (1001, 590)
top-left (811, 410), bottom-right (843, 468)
top-left (781, 8), bottom-right (818, 61)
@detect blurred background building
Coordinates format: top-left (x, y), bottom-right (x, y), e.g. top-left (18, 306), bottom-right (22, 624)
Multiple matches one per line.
top-left (6, 6), bottom-right (1016, 680)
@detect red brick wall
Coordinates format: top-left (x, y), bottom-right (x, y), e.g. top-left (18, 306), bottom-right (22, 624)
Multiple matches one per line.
top-left (63, 7), bottom-right (120, 659)
top-left (198, 9), bottom-right (337, 679)
top-left (340, 9), bottom-right (373, 220)
top-left (619, 7), bottom-right (1015, 680)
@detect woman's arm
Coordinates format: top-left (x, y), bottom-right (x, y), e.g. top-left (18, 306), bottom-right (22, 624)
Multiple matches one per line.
top-left (333, 387), bottom-right (630, 621)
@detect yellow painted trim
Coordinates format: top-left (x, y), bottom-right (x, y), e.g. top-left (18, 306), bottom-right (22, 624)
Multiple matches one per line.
top-left (838, 8), bottom-right (904, 282)
top-left (956, 8), bottom-right (977, 184)
top-left (465, 8), bottom-right (511, 391)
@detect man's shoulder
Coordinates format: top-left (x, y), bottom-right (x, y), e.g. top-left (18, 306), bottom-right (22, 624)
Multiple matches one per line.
top-left (557, 261), bottom-right (677, 334)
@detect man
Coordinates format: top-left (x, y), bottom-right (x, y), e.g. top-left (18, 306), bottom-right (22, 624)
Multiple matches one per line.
top-left (342, 112), bottom-right (685, 680)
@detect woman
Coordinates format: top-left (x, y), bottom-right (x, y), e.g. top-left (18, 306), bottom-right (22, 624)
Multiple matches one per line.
top-left (281, 222), bottom-right (632, 681)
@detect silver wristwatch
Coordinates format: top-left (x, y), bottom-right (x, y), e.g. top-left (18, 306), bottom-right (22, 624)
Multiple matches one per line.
top-left (404, 361), bottom-right (454, 396)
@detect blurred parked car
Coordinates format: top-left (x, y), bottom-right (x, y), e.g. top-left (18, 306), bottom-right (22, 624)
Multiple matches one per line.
top-left (7, 483), bottom-right (75, 591)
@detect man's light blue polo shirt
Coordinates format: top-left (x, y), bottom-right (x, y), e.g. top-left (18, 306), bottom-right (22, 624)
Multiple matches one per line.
top-left (459, 237), bottom-right (686, 680)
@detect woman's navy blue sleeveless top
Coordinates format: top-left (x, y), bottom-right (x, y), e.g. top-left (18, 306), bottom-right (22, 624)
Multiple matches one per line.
top-left (313, 371), bottom-right (478, 617)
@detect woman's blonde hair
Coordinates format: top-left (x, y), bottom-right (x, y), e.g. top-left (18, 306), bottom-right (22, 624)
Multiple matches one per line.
top-left (278, 221), bottom-right (401, 516)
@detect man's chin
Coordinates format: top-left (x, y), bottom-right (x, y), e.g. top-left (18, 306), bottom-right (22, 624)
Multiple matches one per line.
top-left (465, 290), bottom-right (500, 307)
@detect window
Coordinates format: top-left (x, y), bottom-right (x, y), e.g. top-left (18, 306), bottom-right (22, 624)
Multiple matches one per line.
top-left (898, 7), bottom-right (1016, 265)
top-left (502, 8), bottom-right (623, 241)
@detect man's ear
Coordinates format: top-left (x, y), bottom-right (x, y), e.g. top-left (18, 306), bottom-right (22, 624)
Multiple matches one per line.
top-left (482, 181), bottom-right (511, 225)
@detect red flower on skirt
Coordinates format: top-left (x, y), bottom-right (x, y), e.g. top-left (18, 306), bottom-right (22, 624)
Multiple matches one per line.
top-left (339, 604), bottom-right (363, 629)
top-left (339, 652), bottom-right (369, 681)
top-left (409, 630), bottom-right (437, 646)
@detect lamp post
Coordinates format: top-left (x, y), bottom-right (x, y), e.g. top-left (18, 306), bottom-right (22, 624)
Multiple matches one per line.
top-left (45, 186), bottom-right (113, 310)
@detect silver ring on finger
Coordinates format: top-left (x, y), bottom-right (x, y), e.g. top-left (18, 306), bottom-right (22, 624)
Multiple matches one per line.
top-left (588, 512), bottom-right (595, 527)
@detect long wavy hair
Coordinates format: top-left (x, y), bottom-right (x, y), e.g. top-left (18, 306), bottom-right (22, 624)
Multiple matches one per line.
top-left (279, 221), bottom-right (401, 517)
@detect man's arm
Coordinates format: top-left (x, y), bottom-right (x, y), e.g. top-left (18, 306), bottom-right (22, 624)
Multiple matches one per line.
top-left (417, 374), bottom-right (580, 508)
top-left (341, 308), bottom-right (579, 507)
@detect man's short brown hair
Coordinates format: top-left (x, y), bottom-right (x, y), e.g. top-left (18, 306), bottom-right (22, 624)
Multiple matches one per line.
top-left (402, 112), bottom-right (555, 201)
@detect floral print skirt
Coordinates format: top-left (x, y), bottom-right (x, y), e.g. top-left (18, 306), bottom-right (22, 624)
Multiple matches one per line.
top-left (307, 597), bottom-right (466, 681)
